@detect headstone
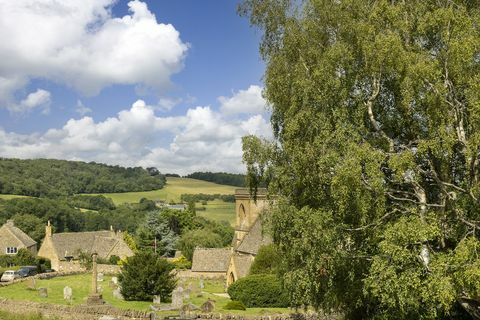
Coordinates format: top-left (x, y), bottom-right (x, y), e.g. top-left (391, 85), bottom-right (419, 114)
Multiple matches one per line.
top-left (180, 303), bottom-right (199, 318)
top-left (111, 276), bottom-right (118, 285)
top-left (113, 287), bottom-right (124, 300)
top-left (199, 279), bottom-right (204, 289)
top-left (201, 300), bottom-right (215, 313)
top-left (171, 286), bottom-right (184, 309)
top-left (97, 272), bottom-right (104, 282)
top-left (38, 287), bottom-right (48, 298)
top-left (184, 287), bottom-right (191, 300)
top-left (153, 295), bottom-right (161, 305)
top-left (27, 277), bottom-right (36, 290)
top-left (63, 286), bottom-right (72, 300)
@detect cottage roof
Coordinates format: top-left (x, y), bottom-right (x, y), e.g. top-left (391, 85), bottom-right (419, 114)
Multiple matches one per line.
top-left (50, 230), bottom-right (118, 260)
top-left (1, 220), bottom-right (36, 248)
top-left (232, 254), bottom-right (254, 278)
top-left (236, 218), bottom-right (272, 255)
top-left (191, 248), bottom-right (231, 272)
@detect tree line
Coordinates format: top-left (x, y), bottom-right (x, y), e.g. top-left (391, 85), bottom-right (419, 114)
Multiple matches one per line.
top-left (185, 171), bottom-right (246, 187)
top-left (0, 158), bottom-right (166, 197)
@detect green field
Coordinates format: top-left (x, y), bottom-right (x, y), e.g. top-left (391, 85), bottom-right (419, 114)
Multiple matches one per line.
top-left (0, 194), bottom-right (29, 200)
top-left (0, 274), bottom-right (291, 316)
top-left (197, 200), bottom-right (236, 225)
top-left (96, 177), bottom-right (236, 204)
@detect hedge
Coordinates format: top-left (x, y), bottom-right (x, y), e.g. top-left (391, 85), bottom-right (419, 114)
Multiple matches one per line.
top-left (227, 274), bottom-right (289, 307)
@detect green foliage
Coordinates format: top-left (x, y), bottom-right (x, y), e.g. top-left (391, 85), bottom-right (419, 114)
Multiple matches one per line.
top-left (136, 211), bottom-right (179, 256)
top-left (185, 172), bottom-right (245, 187)
top-left (181, 193), bottom-right (235, 203)
top-left (171, 256), bottom-right (192, 270)
top-left (249, 244), bottom-right (281, 275)
top-left (240, 0), bottom-right (480, 318)
top-left (227, 274), bottom-right (288, 308)
top-left (119, 251), bottom-right (177, 302)
top-left (179, 229), bottom-right (224, 261)
top-left (223, 300), bottom-right (247, 310)
top-left (0, 158), bottom-right (166, 196)
top-left (67, 195), bottom-right (115, 211)
top-left (15, 248), bottom-right (36, 266)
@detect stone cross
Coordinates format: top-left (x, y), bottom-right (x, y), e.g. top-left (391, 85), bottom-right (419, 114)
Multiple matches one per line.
top-left (92, 252), bottom-right (98, 294)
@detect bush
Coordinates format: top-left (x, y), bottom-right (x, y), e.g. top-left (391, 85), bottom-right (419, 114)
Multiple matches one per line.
top-left (249, 244), bottom-right (281, 275)
top-left (119, 251), bottom-right (177, 301)
top-left (108, 255), bottom-right (120, 265)
top-left (227, 274), bottom-right (289, 308)
top-left (224, 300), bottom-right (247, 310)
top-left (15, 248), bottom-right (36, 266)
top-left (171, 256), bottom-right (192, 270)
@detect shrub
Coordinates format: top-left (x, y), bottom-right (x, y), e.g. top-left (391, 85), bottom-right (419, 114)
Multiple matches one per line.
top-left (227, 274), bottom-right (289, 308)
top-left (108, 255), bottom-right (120, 265)
top-left (249, 244), bottom-right (281, 275)
top-left (224, 300), bottom-right (246, 310)
top-left (119, 251), bottom-right (177, 301)
top-left (171, 256), bottom-right (192, 270)
top-left (15, 248), bottom-right (36, 266)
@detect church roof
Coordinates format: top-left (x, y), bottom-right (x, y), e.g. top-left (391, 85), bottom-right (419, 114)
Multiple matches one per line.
top-left (0, 220), bottom-right (36, 248)
top-left (232, 254), bottom-right (254, 278)
top-left (50, 230), bottom-right (122, 260)
top-left (236, 218), bottom-right (272, 255)
top-left (191, 247), bottom-right (231, 272)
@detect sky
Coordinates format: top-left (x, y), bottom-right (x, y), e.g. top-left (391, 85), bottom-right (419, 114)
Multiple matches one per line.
top-left (0, 0), bottom-right (272, 175)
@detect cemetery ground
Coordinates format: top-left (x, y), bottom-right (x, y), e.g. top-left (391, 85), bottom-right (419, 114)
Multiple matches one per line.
top-left (0, 274), bottom-right (291, 316)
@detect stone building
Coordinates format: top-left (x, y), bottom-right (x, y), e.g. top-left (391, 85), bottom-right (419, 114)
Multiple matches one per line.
top-left (0, 220), bottom-right (37, 256)
top-left (190, 188), bottom-right (270, 286)
top-left (191, 247), bottom-right (231, 278)
top-left (226, 188), bottom-right (270, 286)
top-left (37, 222), bottom-right (133, 271)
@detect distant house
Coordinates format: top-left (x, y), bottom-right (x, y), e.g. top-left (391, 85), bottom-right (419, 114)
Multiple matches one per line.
top-left (37, 222), bottom-right (133, 271)
top-left (190, 188), bottom-right (270, 285)
top-left (191, 248), bottom-right (231, 278)
top-left (0, 220), bottom-right (37, 256)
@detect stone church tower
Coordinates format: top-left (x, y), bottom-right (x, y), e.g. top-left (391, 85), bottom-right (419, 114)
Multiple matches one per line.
top-left (233, 188), bottom-right (267, 248)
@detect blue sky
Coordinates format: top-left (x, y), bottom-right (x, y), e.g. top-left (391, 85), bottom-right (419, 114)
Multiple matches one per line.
top-left (0, 0), bottom-right (271, 174)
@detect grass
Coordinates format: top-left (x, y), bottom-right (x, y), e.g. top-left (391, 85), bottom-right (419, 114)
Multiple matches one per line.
top-left (0, 194), bottom-right (29, 200)
top-left (0, 310), bottom-right (58, 320)
top-left (197, 200), bottom-right (236, 226)
top-left (95, 177), bottom-right (236, 204)
top-left (0, 275), bottom-right (291, 316)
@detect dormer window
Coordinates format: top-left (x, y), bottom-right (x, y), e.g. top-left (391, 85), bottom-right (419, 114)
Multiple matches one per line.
top-left (6, 247), bottom-right (17, 254)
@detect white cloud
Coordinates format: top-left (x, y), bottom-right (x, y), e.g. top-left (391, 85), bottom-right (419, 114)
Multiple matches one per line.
top-left (0, 98), bottom-right (273, 174)
top-left (75, 100), bottom-right (92, 116)
top-left (219, 85), bottom-right (267, 115)
top-left (8, 89), bottom-right (51, 114)
top-left (0, 0), bottom-right (188, 104)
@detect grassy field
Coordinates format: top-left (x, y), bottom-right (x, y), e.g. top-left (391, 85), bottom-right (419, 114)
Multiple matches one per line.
top-left (96, 177), bottom-right (236, 204)
top-left (0, 275), bottom-right (291, 316)
top-left (0, 194), bottom-right (29, 200)
top-left (197, 200), bottom-right (236, 225)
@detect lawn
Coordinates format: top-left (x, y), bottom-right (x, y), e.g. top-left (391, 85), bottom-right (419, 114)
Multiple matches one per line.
top-left (95, 177), bottom-right (236, 204)
top-left (0, 275), bottom-right (292, 316)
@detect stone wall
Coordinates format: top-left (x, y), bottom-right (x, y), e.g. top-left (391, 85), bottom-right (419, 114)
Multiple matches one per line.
top-left (0, 298), bottom-right (152, 320)
top-left (98, 264), bottom-right (121, 274)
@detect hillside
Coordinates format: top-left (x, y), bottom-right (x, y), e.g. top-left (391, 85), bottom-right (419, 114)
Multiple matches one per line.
top-left (185, 171), bottom-right (246, 187)
top-left (96, 177), bottom-right (236, 204)
top-left (0, 158), bottom-right (166, 197)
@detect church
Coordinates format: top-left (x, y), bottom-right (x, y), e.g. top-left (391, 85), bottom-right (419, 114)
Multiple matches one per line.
top-left (190, 188), bottom-right (271, 287)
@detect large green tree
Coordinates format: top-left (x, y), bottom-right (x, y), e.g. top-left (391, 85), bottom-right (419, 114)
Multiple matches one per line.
top-left (241, 0), bottom-right (480, 318)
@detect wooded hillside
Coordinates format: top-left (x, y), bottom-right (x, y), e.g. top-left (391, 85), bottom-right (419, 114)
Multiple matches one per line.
top-left (185, 172), bottom-right (245, 187)
top-left (0, 158), bottom-right (166, 197)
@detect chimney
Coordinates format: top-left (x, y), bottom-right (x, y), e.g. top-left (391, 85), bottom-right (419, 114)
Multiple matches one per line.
top-left (45, 220), bottom-right (52, 238)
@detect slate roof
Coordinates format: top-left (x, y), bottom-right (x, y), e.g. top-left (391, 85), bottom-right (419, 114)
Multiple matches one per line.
top-left (191, 248), bottom-right (231, 272)
top-left (232, 254), bottom-right (254, 278)
top-left (236, 218), bottom-right (272, 255)
top-left (1, 220), bottom-right (36, 248)
top-left (51, 230), bottom-right (119, 260)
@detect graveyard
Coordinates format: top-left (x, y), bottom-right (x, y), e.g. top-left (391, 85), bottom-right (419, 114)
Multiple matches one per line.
top-left (0, 274), bottom-right (292, 316)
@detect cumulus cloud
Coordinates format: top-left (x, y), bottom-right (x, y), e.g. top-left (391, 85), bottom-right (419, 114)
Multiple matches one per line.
top-left (219, 85), bottom-right (267, 115)
top-left (0, 0), bottom-right (188, 105)
top-left (8, 89), bottom-right (51, 114)
top-left (0, 99), bottom-right (272, 174)
top-left (75, 100), bottom-right (92, 116)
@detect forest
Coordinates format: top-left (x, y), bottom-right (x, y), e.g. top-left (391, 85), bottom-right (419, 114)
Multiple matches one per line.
top-left (0, 158), bottom-right (166, 197)
top-left (185, 171), bottom-right (245, 187)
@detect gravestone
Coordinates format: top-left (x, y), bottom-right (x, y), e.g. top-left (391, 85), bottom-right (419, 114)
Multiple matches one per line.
top-left (111, 276), bottom-right (118, 285)
top-left (97, 272), bottom-right (104, 282)
top-left (27, 277), bottom-right (36, 290)
top-left (201, 300), bottom-right (215, 313)
top-left (180, 303), bottom-right (199, 318)
top-left (171, 286), bottom-right (184, 309)
top-left (113, 287), bottom-right (124, 300)
top-left (63, 286), bottom-right (72, 300)
top-left (199, 279), bottom-right (204, 289)
top-left (153, 295), bottom-right (161, 305)
top-left (38, 287), bottom-right (48, 298)
top-left (184, 287), bottom-right (191, 300)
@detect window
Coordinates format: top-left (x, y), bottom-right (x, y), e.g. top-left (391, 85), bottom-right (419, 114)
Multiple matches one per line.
top-left (5, 247), bottom-right (17, 254)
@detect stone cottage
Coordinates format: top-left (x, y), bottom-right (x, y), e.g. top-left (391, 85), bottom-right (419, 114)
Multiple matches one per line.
top-left (0, 220), bottom-right (37, 256)
top-left (190, 188), bottom-right (270, 286)
top-left (37, 222), bottom-right (133, 271)
top-left (191, 247), bottom-right (231, 278)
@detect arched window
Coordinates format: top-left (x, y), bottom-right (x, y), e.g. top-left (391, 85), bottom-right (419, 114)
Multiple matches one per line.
top-left (228, 272), bottom-right (236, 285)
top-left (239, 204), bottom-right (247, 229)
